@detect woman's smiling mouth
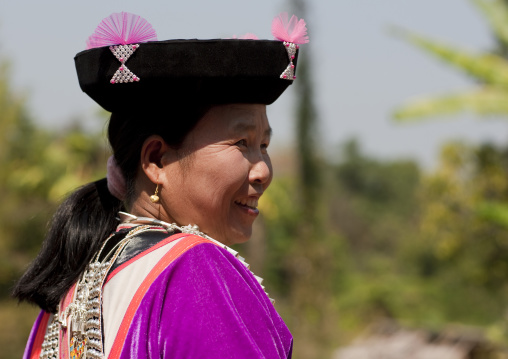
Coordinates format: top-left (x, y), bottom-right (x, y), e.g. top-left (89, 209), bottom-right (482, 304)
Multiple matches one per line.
top-left (235, 198), bottom-right (260, 214)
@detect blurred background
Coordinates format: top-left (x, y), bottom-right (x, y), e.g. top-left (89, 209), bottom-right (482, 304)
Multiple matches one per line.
top-left (2, 0), bottom-right (508, 358)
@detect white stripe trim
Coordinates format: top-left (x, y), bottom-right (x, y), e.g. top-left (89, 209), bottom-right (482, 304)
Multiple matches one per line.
top-left (102, 237), bottom-right (184, 357)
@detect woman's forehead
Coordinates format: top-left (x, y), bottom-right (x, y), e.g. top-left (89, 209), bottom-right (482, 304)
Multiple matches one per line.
top-left (208, 104), bottom-right (269, 127)
top-left (225, 106), bottom-right (270, 134)
top-left (188, 104), bottom-right (271, 143)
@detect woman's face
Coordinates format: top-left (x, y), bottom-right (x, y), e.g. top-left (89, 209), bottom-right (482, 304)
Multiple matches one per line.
top-left (159, 104), bottom-right (273, 246)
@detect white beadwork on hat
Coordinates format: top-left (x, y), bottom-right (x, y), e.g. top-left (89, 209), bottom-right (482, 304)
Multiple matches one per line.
top-left (109, 44), bottom-right (141, 84)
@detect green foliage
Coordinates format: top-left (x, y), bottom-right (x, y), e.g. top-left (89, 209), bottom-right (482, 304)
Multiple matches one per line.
top-left (393, 28), bottom-right (508, 86)
top-left (416, 142), bottom-right (508, 287)
top-left (394, 87), bottom-right (508, 121)
top-left (257, 177), bottom-right (303, 295)
top-left (337, 139), bottom-right (420, 208)
top-left (0, 55), bottom-right (108, 359)
top-left (474, 0), bottom-right (508, 56)
top-left (327, 140), bottom-right (508, 349)
top-left (259, 138), bottom-right (508, 354)
top-left (392, 0), bottom-right (508, 121)
top-left (389, 2), bottom-right (508, 352)
top-left (0, 301), bottom-right (40, 359)
top-left (400, 142), bottom-right (508, 343)
top-left (476, 200), bottom-right (508, 227)
top-left (260, 138), bottom-right (508, 355)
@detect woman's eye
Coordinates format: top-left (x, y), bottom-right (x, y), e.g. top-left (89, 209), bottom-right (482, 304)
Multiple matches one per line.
top-left (261, 143), bottom-right (269, 153)
top-left (235, 139), bottom-right (247, 147)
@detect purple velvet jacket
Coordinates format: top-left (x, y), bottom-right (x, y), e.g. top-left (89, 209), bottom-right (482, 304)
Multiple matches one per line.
top-left (24, 234), bottom-right (293, 358)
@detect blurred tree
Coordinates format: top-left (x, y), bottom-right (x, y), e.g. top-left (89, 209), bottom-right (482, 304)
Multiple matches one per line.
top-left (479, 0), bottom-right (508, 58)
top-left (391, 0), bottom-right (508, 262)
top-left (407, 142), bottom-right (508, 338)
top-left (391, 0), bottom-right (508, 346)
top-left (333, 139), bottom-right (420, 258)
top-left (293, 8), bottom-right (320, 216)
top-left (326, 140), bottom-right (508, 349)
top-left (328, 140), bottom-right (425, 332)
top-left (281, 0), bottom-right (334, 357)
top-left (0, 55), bottom-right (109, 358)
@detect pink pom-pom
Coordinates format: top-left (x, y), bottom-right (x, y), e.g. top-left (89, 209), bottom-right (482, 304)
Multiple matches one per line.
top-left (239, 33), bottom-right (260, 40)
top-left (107, 155), bottom-right (127, 201)
top-left (86, 12), bottom-right (158, 49)
top-left (231, 33), bottom-right (259, 40)
top-left (271, 12), bottom-right (309, 44)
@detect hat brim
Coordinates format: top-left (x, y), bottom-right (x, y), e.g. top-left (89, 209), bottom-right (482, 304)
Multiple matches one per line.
top-left (74, 39), bottom-right (298, 112)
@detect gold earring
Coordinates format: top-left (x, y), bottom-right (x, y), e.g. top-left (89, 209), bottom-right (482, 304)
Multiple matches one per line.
top-left (150, 184), bottom-right (160, 203)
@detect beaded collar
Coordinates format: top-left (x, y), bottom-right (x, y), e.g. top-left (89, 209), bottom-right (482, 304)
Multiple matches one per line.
top-left (39, 213), bottom-right (273, 359)
top-left (117, 212), bottom-right (272, 301)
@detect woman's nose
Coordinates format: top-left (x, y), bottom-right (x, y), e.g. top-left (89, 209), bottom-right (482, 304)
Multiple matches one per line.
top-left (249, 156), bottom-right (273, 187)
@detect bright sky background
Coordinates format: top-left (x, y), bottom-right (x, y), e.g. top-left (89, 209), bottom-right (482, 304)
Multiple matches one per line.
top-left (1, 0), bottom-right (507, 168)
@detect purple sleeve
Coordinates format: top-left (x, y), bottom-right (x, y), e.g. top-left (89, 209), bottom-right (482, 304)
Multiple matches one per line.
top-left (119, 243), bottom-right (293, 359)
top-left (23, 310), bottom-right (45, 359)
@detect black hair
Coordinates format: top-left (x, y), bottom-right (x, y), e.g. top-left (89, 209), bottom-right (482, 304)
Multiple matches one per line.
top-left (13, 104), bottom-right (210, 313)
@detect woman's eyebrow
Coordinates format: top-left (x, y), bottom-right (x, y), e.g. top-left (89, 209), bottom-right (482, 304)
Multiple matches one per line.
top-left (231, 121), bottom-right (256, 133)
top-left (231, 122), bottom-right (273, 138)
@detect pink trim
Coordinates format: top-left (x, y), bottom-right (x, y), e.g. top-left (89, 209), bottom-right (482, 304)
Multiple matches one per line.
top-left (115, 224), bottom-right (149, 230)
top-left (105, 233), bottom-right (191, 285)
top-left (108, 235), bottom-right (219, 359)
top-left (29, 311), bottom-right (50, 359)
top-left (58, 283), bottom-right (77, 359)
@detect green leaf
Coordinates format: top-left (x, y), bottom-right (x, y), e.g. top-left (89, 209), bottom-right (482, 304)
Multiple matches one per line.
top-left (393, 87), bottom-right (508, 121)
top-left (476, 200), bottom-right (508, 227)
top-left (473, 0), bottom-right (508, 49)
top-left (391, 27), bottom-right (508, 88)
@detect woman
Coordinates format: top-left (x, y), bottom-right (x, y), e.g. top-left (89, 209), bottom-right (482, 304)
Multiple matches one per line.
top-left (14, 12), bottom-right (308, 359)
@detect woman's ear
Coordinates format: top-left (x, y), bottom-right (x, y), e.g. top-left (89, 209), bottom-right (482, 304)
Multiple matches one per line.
top-left (140, 135), bottom-right (168, 183)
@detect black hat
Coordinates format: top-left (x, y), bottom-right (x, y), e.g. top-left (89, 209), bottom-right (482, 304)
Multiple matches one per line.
top-left (74, 12), bottom-right (308, 112)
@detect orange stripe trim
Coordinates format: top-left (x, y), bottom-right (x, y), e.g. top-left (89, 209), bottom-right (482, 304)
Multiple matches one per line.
top-left (58, 283), bottom-right (77, 359)
top-left (108, 235), bottom-right (218, 359)
top-left (105, 233), bottom-right (191, 285)
top-left (29, 312), bottom-right (50, 359)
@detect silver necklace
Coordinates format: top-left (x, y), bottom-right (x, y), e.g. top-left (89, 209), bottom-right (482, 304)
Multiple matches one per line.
top-left (39, 215), bottom-right (273, 359)
top-left (118, 212), bottom-right (273, 303)
top-left (39, 225), bottom-right (153, 359)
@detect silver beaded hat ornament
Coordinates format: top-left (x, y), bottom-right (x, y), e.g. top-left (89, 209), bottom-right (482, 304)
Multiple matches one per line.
top-left (85, 12), bottom-right (157, 85)
top-left (280, 42), bottom-right (299, 80)
top-left (271, 12), bottom-right (309, 80)
top-left (109, 44), bottom-right (140, 84)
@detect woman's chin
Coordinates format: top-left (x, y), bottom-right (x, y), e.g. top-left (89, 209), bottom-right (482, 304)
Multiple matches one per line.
top-left (219, 227), bottom-right (253, 246)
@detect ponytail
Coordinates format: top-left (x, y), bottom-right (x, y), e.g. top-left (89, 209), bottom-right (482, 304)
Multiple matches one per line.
top-left (13, 105), bottom-right (209, 313)
top-left (12, 178), bottom-right (123, 313)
